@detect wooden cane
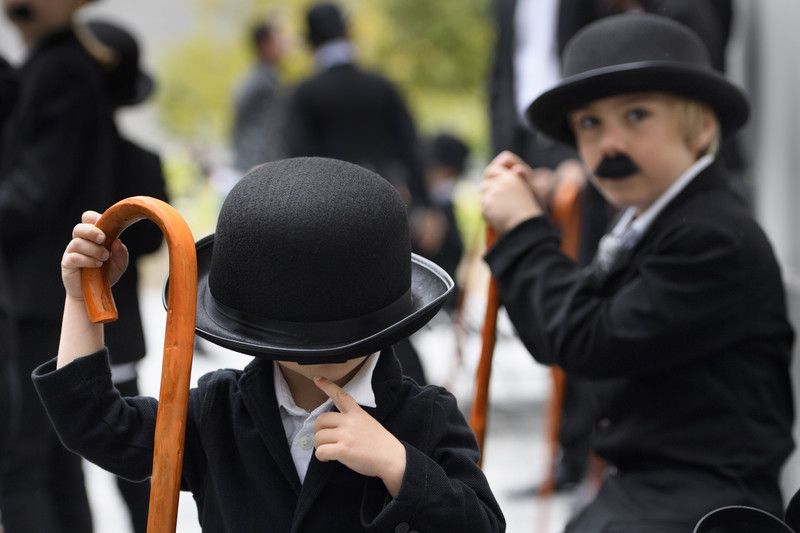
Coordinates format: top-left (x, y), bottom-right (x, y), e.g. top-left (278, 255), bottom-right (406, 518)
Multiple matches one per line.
top-left (468, 226), bottom-right (501, 466)
top-left (81, 196), bottom-right (197, 533)
top-left (468, 177), bottom-right (583, 470)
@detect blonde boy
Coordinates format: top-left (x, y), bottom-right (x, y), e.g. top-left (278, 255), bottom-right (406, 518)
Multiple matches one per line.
top-left (480, 14), bottom-right (794, 532)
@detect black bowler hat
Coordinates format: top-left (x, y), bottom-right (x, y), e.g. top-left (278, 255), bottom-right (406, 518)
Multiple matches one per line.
top-left (86, 20), bottom-right (154, 106)
top-left (175, 157), bottom-right (453, 363)
top-left (527, 13), bottom-right (750, 147)
top-left (422, 133), bottom-right (470, 175)
top-left (306, 2), bottom-right (347, 47)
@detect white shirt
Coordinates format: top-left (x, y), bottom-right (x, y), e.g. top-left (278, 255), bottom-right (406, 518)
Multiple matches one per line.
top-left (273, 353), bottom-right (379, 483)
top-left (596, 154), bottom-right (715, 272)
top-left (513, 0), bottom-right (562, 123)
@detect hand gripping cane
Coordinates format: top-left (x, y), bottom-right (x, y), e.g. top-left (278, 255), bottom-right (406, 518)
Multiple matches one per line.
top-left (81, 196), bottom-right (197, 533)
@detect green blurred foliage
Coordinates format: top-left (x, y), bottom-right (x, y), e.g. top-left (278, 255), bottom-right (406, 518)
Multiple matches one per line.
top-left (153, 0), bottom-right (494, 159)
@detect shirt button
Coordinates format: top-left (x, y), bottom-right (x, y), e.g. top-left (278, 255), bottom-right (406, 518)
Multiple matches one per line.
top-left (298, 434), bottom-right (314, 450)
top-left (596, 418), bottom-right (612, 433)
top-left (395, 523), bottom-right (410, 533)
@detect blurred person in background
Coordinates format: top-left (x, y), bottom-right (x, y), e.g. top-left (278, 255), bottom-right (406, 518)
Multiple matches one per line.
top-left (284, 1), bottom-right (430, 385)
top-left (0, 0), bottom-right (117, 531)
top-left (85, 18), bottom-right (171, 533)
top-left (412, 132), bottom-right (469, 316)
top-left (284, 1), bottom-right (429, 212)
top-left (231, 16), bottom-right (290, 179)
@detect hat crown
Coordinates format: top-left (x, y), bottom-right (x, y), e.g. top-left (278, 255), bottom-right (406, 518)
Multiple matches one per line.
top-left (527, 13), bottom-right (749, 145)
top-left (208, 157), bottom-right (411, 324)
top-left (563, 14), bottom-right (712, 78)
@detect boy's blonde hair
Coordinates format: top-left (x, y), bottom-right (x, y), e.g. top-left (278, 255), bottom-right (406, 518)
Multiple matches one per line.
top-left (676, 97), bottom-right (720, 158)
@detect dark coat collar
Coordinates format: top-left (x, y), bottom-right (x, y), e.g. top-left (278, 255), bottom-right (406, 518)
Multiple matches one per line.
top-left (235, 347), bottom-right (403, 504)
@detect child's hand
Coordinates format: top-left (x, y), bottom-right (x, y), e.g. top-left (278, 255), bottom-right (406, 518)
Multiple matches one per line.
top-left (313, 376), bottom-right (407, 497)
top-left (480, 150), bottom-right (546, 234)
top-left (61, 210), bottom-right (129, 300)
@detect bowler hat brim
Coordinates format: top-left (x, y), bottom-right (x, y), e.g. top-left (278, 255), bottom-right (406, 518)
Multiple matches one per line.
top-left (113, 71), bottom-right (154, 107)
top-left (165, 234), bottom-right (454, 363)
top-left (694, 505), bottom-right (795, 533)
top-left (527, 62), bottom-right (750, 147)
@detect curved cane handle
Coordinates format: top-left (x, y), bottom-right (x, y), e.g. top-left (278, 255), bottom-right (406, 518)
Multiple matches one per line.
top-left (80, 196), bottom-right (197, 533)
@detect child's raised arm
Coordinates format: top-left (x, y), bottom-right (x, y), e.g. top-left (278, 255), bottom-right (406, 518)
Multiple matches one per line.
top-left (58, 210), bottom-right (129, 369)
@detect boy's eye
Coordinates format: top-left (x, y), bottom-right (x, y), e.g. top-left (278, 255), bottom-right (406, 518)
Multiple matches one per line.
top-left (627, 108), bottom-right (649, 122)
top-left (575, 115), bottom-right (599, 130)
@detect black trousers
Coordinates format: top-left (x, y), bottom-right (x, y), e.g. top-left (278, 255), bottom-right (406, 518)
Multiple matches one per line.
top-left (0, 319), bottom-right (92, 533)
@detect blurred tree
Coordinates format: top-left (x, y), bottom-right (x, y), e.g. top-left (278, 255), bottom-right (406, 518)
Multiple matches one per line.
top-left (153, 0), bottom-right (493, 160)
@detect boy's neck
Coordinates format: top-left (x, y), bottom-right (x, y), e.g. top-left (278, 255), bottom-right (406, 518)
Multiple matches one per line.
top-left (279, 361), bottom-right (367, 412)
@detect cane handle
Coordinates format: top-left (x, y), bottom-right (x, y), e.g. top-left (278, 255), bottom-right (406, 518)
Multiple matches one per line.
top-left (80, 196), bottom-right (197, 533)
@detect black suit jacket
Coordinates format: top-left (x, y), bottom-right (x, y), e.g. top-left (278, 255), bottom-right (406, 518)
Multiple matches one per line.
top-left (486, 161), bottom-right (794, 525)
top-left (284, 63), bottom-right (428, 207)
top-left (34, 348), bottom-right (505, 532)
top-left (0, 29), bottom-right (116, 322)
top-left (103, 136), bottom-right (168, 366)
top-left (489, 0), bottom-right (576, 167)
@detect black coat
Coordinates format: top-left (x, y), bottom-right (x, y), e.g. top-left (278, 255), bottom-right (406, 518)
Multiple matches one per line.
top-left (284, 63), bottom-right (428, 208)
top-left (0, 28), bottom-right (116, 322)
top-left (103, 136), bottom-right (168, 366)
top-left (33, 348), bottom-right (505, 532)
top-left (485, 161), bottom-right (794, 528)
top-left (489, 0), bottom-right (577, 167)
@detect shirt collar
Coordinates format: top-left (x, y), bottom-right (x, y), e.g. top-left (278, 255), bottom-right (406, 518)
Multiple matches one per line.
top-left (273, 352), bottom-right (379, 415)
top-left (313, 38), bottom-right (357, 71)
top-left (611, 154), bottom-right (715, 238)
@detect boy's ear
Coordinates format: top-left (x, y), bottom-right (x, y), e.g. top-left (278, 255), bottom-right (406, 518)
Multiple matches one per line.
top-left (691, 107), bottom-right (720, 157)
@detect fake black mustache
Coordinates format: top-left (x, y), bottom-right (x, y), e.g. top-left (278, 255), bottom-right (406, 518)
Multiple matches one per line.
top-left (594, 154), bottom-right (639, 179)
top-left (6, 4), bottom-right (35, 22)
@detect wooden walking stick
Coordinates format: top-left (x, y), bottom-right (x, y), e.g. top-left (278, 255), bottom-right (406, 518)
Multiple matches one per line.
top-left (81, 196), bottom-right (197, 533)
top-left (468, 226), bottom-right (500, 466)
top-left (468, 177), bottom-right (583, 472)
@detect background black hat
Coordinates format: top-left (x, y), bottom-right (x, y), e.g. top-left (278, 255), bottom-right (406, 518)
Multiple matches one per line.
top-left (527, 13), bottom-right (750, 147)
top-left (181, 157), bottom-right (453, 363)
top-left (306, 2), bottom-right (347, 47)
top-left (422, 133), bottom-right (470, 175)
top-left (86, 20), bottom-right (154, 106)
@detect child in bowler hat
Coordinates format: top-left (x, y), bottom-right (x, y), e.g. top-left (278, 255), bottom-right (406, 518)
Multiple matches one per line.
top-left (480, 13), bottom-right (794, 532)
top-left (34, 157), bottom-right (505, 532)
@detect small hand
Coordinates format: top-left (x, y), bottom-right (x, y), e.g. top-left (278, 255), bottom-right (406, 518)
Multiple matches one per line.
top-left (313, 376), bottom-right (406, 497)
top-left (61, 210), bottom-right (128, 300)
top-left (480, 151), bottom-right (546, 234)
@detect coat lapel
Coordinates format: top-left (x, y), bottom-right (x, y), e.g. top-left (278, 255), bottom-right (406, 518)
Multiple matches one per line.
top-left (289, 349), bottom-right (401, 528)
top-left (239, 360), bottom-right (303, 495)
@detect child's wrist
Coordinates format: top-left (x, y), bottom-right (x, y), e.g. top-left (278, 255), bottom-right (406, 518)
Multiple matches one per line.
top-left (379, 442), bottom-right (407, 498)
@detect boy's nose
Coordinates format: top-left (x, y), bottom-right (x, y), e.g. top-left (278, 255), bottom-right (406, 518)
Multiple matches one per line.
top-left (598, 125), bottom-right (626, 156)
